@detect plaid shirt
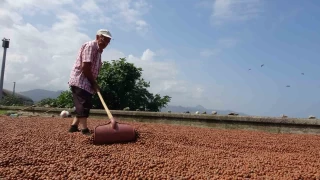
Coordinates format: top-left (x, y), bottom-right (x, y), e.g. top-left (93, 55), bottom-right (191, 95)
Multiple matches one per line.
top-left (68, 40), bottom-right (102, 94)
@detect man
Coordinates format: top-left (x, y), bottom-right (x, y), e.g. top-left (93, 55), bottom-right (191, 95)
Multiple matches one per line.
top-left (68, 29), bottom-right (116, 135)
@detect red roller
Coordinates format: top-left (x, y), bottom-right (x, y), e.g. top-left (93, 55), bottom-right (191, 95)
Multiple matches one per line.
top-left (92, 91), bottom-right (138, 145)
top-left (93, 121), bottom-right (138, 145)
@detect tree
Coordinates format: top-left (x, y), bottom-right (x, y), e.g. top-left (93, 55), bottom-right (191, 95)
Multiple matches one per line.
top-left (0, 95), bottom-right (24, 106)
top-left (146, 94), bottom-right (171, 112)
top-left (92, 57), bottom-right (171, 111)
top-left (37, 98), bottom-right (57, 107)
top-left (37, 90), bottom-right (73, 108)
top-left (55, 90), bottom-right (74, 108)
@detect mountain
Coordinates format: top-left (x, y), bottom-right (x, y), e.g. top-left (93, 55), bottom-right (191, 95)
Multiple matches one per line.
top-left (19, 89), bottom-right (64, 102)
top-left (161, 105), bottom-right (249, 116)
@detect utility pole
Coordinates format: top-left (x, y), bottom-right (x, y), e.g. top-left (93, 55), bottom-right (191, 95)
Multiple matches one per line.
top-left (0, 38), bottom-right (10, 100)
top-left (12, 82), bottom-right (16, 96)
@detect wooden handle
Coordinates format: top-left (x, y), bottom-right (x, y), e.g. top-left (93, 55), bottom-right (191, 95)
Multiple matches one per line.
top-left (97, 91), bottom-right (113, 119)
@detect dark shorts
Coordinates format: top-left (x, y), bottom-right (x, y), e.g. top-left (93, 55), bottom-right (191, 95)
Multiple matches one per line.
top-left (71, 86), bottom-right (93, 118)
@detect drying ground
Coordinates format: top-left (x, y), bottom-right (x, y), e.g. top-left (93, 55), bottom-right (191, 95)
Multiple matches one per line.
top-left (1, 115), bottom-right (320, 179)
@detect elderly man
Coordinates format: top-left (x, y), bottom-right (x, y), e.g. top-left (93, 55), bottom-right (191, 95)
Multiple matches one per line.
top-left (68, 29), bottom-right (116, 135)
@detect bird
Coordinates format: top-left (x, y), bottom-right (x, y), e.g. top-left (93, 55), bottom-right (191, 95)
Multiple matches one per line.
top-left (261, 64), bottom-right (264, 67)
top-left (301, 73), bottom-right (304, 75)
top-left (286, 85), bottom-right (290, 87)
top-left (248, 69), bottom-right (251, 71)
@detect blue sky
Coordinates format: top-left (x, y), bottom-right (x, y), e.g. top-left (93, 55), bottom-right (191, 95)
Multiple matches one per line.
top-left (1, 0), bottom-right (320, 118)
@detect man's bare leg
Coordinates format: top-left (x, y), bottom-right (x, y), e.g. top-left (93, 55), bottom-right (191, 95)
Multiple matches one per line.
top-left (79, 117), bottom-right (88, 130)
top-left (76, 117), bottom-right (90, 135)
top-left (69, 117), bottom-right (81, 133)
top-left (69, 117), bottom-right (88, 133)
top-left (71, 117), bottom-right (80, 126)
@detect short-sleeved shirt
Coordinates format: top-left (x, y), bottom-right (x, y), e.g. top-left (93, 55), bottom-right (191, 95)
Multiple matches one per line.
top-left (68, 40), bottom-right (102, 94)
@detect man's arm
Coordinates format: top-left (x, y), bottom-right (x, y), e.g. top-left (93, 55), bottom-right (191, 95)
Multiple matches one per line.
top-left (81, 44), bottom-right (100, 92)
top-left (81, 62), bottom-right (99, 92)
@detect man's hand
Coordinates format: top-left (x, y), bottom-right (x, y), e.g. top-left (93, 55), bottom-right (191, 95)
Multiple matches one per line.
top-left (110, 117), bottom-right (117, 129)
top-left (93, 83), bottom-right (100, 93)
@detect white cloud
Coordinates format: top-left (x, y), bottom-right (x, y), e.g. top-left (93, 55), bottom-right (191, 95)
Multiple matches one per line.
top-left (102, 49), bottom-right (126, 61)
top-left (18, 74), bottom-right (40, 84)
top-left (80, 0), bottom-right (100, 13)
top-left (6, 54), bottom-right (28, 63)
top-left (126, 50), bottom-right (207, 105)
top-left (102, 49), bottom-right (206, 105)
top-left (135, 20), bottom-right (149, 35)
top-left (141, 49), bottom-right (155, 61)
top-left (0, 1), bottom-right (206, 107)
top-left (0, 12), bottom-right (90, 91)
top-left (0, 9), bottom-right (23, 27)
top-left (2, 0), bottom-right (151, 34)
top-left (3, 0), bottom-right (74, 16)
top-left (52, 12), bottom-right (80, 31)
top-left (88, 0), bottom-right (152, 34)
top-left (4, 0), bottom-right (74, 9)
top-left (210, 0), bottom-right (263, 25)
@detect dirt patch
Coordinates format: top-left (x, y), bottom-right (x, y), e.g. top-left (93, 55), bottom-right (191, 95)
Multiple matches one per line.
top-left (1, 116), bottom-right (320, 179)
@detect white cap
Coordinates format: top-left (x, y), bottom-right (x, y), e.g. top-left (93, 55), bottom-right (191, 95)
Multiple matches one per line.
top-left (97, 29), bottom-right (112, 39)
